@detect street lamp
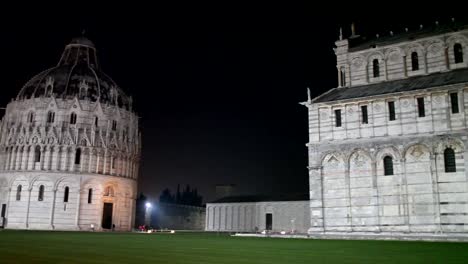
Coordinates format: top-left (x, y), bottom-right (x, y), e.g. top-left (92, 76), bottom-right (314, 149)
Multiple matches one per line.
top-left (145, 202), bottom-right (152, 228)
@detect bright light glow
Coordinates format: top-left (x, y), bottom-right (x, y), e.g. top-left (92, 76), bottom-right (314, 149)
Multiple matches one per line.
top-left (145, 202), bottom-right (151, 208)
top-left (170, 230), bottom-right (175, 234)
top-left (147, 230), bottom-right (152, 233)
top-left (280, 231), bottom-right (286, 235)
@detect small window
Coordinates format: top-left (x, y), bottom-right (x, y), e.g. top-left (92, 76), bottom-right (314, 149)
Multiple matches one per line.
top-left (454, 43), bottom-right (464, 64)
top-left (112, 157), bottom-right (117, 169)
top-left (361, 105), bottom-right (368, 124)
top-left (411, 52), bottom-right (419, 71)
top-left (112, 120), bottom-right (117, 131)
top-left (340, 67), bottom-right (346, 86)
top-left (38, 185), bottom-right (44, 201)
top-left (64, 187), bottom-right (69, 203)
top-left (47, 112), bottom-right (55, 123)
top-left (70, 113), bottom-right (77, 125)
top-left (417, 97), bottom-right (425, 117)
top-left (88, 188), bottom-right (93, 204)
top-left (373, 59), bottom-right (380, 78)
top-left (75, 148), bottom-right (81, 165)
top-left (334, 109), bottom-right (342, 127)
top-left (34, 146), bottom-right (41, 162)
top-left (16, 185), bottom-right (22, 201)
top-left (388, 101), bottom-right (396, 121)
top-left (27, 112), bottom-right (34, 123)
top-left (444, 148), bottom-right (456, 173)
top-left (450, 92), bottom-right (459, 114)
top-left (94, 116), bottom-right (99, 127)
top-left (383, 156), bottom-right (394, 176)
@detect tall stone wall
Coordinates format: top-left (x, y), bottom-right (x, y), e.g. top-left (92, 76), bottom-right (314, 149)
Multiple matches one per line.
top-left (152, 203), bottom-right (205, 230)
top-left (205, 201), bottom-right (310, 233)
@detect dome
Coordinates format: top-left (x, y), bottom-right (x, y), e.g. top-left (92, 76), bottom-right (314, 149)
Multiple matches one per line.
top-left (17, 37), bottom-right (132, 110)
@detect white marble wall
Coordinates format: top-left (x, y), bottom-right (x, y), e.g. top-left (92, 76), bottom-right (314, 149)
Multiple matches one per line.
top-left (0, 171), bottom-right (137, 231)
top-left (205, 201), bottom-right (310, 233)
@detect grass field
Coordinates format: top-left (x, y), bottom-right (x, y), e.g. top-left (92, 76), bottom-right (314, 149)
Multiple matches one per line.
top-left (0, 230), bottom-right (468, 263)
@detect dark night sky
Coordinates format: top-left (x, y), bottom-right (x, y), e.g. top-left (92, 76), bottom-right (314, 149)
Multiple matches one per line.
top-left (0, 4), bottom-right (461, 203)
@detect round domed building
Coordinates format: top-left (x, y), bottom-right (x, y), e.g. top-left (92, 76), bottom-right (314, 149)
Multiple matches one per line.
top-left (0, 37), bottom-right (141, 231)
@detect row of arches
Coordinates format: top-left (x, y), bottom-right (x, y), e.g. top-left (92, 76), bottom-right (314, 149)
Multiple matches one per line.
top-left (2, 145), bottom-right (139, 179)
top-left (339, 39), bottom-right (467, 87)
top-left (312, 141), bottom-right (467, 232)
top-left (319, 143), bottom-right (462, 176)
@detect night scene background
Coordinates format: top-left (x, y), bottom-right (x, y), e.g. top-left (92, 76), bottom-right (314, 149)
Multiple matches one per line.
top-left (0, 4), bottom-right (463, 203)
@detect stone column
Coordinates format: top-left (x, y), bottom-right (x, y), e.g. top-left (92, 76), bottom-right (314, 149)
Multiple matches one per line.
top-left (337, 66), bottom-right (342, 87)
top-left (25, 187), bottom-right (32, 228)
top-left (401, 158), bottom-right (410, 232)
top-left (49, 189), bottom-right (57, 229)
top-left (88, 149), bottom-right (93, 173)
top-left (345, 161), bottom-right (353, 231)
top-left (95, 150), bottom-right (101, 173)
top-left (61, 147), bottom-right (68, 171)
top-left (431, 151), bottom-right (442, 233)
top-left (371, 160), bottom-right (382, 232)
top-left (75, 186), bottom-right (82, 230)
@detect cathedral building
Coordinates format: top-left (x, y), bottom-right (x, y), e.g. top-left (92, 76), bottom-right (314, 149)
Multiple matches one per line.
top-left (304, 22), bottom-right (468, 234)
top-left (0, 37), bottom-right (141, 231)
top-left (206, 22), bottom-right (468, 238)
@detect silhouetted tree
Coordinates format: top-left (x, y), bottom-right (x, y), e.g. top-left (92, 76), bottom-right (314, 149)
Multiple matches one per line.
top-left (159, 184), bottom-right (203, 207)
top-left (159, 188), bottom-right (175, 203)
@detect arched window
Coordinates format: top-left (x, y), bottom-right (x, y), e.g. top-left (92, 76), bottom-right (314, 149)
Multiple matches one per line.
top-left (34, 146), bottom-right (41, 163)
top-left (27, 112), bottom-right (34, 123)
top-left (373, 59), bottom-right (380, 78)
top-left (112, 157), bottom-right (117, 169)
top-left (94, 116), bottom-right (99, 127)
top-left (454, 43), bottom-right (464, 64)
top-left (411, 52), bottom-right (419, 71)
top-left (104, 186), bottom-right (114, 197)
top-left (16, 185), bottom-right (22, 201)
top-left (38, 185), bottom-right (44, 201)
top-left (47, 112), bottom-right (55, 123)
top-left (383, 156), bottom-right (394, 175)
top-left (70, 112), bottom-right (77, 125)
top-left (64, 187), bottom-right (69, 203)
top-left (75, 148), bottom-right (81, 165)
top-left (112, 120), bottom-right (117, 131)
top-left (88, 188), bottom-right (93, 204)
top-left (444, 148), bottom-right (456, 172)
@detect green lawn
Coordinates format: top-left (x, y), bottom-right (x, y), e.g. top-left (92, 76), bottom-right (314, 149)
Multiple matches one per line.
top-left (0, 230), bottom-right (467, 263)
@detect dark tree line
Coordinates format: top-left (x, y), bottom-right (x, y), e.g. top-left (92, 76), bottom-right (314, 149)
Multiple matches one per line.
top-left (159, 184), bottom-right (203, 206)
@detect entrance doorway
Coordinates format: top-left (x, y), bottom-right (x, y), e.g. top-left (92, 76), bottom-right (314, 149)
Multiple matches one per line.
top-left (102, 203), bottom-right (113, 229)
top-left (266, 213), bottom-right (272, 230)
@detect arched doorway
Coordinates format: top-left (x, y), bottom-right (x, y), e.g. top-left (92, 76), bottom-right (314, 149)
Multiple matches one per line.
top-left (101, 186), bottom-right (115, 229)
